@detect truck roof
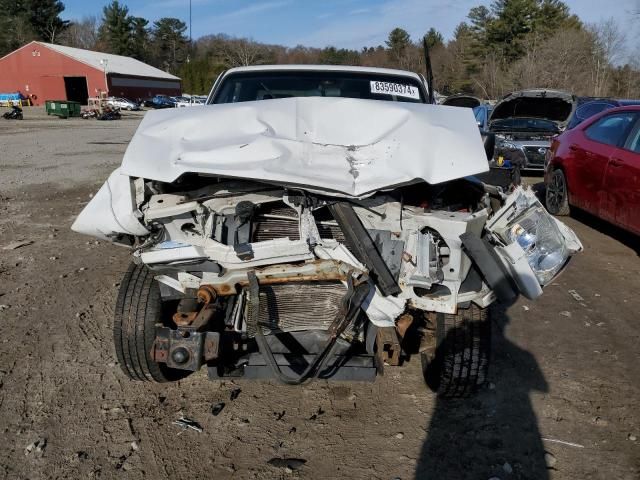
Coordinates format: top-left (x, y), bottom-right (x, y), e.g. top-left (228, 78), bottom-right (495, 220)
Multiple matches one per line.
top-left (223, 64), bottom-right (423, 81)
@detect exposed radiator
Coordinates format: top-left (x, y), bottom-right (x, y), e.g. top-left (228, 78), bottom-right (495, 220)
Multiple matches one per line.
top-left (253, 216), bottom-right (302, 241)
top-left (245, 282), bottom-right (347, 336)
top-left (252, 203), bottom-right (346, 243)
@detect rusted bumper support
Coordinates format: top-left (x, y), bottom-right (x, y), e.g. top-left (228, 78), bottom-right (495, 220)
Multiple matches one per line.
top-left (197, 259), bottom-right (361, 296)
top-left (152, 327), bottom-right (220, 371)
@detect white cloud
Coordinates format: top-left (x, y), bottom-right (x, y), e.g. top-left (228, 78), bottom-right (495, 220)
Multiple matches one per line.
top-left (217, 0), bottom-right (292, 20)
top-left (296, 0), bottom-right (474, 48)
top-left (193, 0), bottom-right (293, 36)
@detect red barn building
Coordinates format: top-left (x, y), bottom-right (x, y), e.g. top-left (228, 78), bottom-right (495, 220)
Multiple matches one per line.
top-left (0, 41), bottom-right (181, 105)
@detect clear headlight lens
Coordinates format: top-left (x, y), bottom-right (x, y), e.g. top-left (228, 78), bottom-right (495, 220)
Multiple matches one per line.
top-left (506, 206), bottom-right (567, 285)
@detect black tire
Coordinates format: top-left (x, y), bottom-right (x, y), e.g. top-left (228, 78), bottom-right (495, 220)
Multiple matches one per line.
top-left (546, 169), bottom-right (570, 216)
top-left (114, 263), bottom-right (187, 382)
top-left (421, 304), bottom-right (490, 398)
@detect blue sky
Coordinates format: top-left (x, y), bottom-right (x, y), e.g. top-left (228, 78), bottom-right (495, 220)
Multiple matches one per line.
top-left (63, 0), bottom-right (639, 50)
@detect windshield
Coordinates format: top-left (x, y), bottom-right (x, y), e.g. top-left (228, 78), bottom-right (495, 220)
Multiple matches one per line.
top-left (490, 117), bottom-right (560, 133)
top-left (211, 71), bottom-right (426, 104)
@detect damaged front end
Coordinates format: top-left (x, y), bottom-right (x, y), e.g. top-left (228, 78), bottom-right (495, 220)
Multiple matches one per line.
top-left (72, 97), bottom-right (581, 396)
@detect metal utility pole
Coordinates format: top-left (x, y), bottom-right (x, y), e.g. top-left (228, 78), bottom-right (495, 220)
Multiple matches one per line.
top-left (100, 58), bottom-right (109, 96)
top-left (189, 0), bottom-right (192, 43)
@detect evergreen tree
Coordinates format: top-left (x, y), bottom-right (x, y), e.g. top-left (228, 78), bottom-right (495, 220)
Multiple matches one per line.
top-left (534, 0), bottom-right (581, 35)
top-left (486, 0), bottom-right (538, 60)
top-left (26, 0), bottom-right (68, 42)
top-left (467, 5), bottom-right (492, 55)
top-left (318, 46), bottom-right (360, 65)
top-left (99, 1), bottom-right (133, 55)
top-left (424, 28), bottom-right (444, 49)
top-left (180, 57), bottom-right (215, 94)
top-left (449, 22), bottom-right (477, 93)
top-left (484, 0), bottom-right (579, 61)
top-left (151, 18), bottom-right (188, 74)
top-left (130, 16), bottom-right (149, 61)
top-left (0, 0), bottom-right (28, 55)
top-left (385, 27), bottom-right (411, 67)
top-left (0, 0), bottom-right (67, 55)
top-left (386, 28), bottom-right (411, 53)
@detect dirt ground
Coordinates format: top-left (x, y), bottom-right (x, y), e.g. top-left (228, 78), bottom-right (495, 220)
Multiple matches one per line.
top-left (0, 107), bottom-right (638, 480)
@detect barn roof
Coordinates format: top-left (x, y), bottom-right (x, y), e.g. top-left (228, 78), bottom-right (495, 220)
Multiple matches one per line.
top-left (37, 42), bottom-right (180, 81)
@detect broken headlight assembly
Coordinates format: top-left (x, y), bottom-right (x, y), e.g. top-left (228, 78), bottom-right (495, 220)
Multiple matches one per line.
top-left (504, 206), bottom-right (568, 285)
top-left (499, 140), bottom-right (519, 151)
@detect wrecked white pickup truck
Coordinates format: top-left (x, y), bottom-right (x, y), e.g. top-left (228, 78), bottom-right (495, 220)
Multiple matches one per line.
top-left (73, 66), bottom-right (582, 397)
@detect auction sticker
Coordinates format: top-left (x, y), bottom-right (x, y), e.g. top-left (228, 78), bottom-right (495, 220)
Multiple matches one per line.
top-left (370, 81), bottom-right (420, 99)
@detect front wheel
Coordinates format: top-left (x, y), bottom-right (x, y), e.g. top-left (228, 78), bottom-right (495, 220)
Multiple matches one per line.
top-left (546, 169), bottom-right (570, 216)
top-left (113, 263), bottom-right (188, 382)
top-left (421, 304), bottom-right (491, 398)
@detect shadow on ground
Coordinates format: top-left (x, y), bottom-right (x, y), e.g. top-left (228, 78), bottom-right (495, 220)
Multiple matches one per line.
top-left (415, 303), bottom-right (551, 480)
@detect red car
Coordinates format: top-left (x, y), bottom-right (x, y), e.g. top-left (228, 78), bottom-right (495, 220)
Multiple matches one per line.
top-left (545, 105), bottom-right (640, 235)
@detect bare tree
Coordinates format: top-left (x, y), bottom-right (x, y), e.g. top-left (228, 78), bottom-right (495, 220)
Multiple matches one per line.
top-left (507, 28), bottom-right (595, 95)
top-left (223, 38), bottom-right (266, 67)
top-left (59, 16), bottom-right (99, 50)
top-left (475, 50), bottom-right (508, 98)
top-left (43, 18), bottom-right (62, 43)
top-left (589, 18), bottom-right (626, 96)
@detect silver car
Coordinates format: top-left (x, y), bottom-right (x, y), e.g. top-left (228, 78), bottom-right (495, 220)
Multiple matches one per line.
top-left (490, 89), bottom-right (576, 170)
top-left (106, 97), bottom-right (139, 111)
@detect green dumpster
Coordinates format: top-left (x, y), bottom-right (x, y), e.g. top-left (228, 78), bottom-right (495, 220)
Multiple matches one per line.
top-left (45, 100), bottom-right (81, 118)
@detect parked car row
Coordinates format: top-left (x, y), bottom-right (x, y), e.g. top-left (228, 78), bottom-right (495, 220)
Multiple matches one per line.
top-left (445, 90), bottom-right (640, 171)
top-left (104, 94), bottom-right (208, 111)
top-left (141, 94), bottom-right (207, 109)
top-left (442, 89), bottom-right (640, 236)
top-left (176, 95), bottom-right (207, 107)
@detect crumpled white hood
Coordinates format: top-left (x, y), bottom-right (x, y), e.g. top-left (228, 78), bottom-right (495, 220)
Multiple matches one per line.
top-left (121, 97), bottom-right (489, 197)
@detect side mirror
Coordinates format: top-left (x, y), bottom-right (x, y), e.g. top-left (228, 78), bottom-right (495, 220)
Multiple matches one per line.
top-left (480, 131), bottom-right (496, 161)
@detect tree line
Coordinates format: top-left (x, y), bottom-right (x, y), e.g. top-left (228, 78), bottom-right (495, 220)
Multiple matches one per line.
top-left (1, 0), bottom-right (638, 99)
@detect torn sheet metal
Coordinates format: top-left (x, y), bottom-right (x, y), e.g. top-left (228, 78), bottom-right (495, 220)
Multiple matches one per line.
top-left (71, 167), bottom-right (149, 240)
top-left (120, 97), bottom-right (489, 198)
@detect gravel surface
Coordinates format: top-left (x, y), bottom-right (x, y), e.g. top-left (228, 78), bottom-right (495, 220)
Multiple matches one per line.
top-left (0, 107), bottom-right (143, 192)
top-left (0, 108), bottom-right (638, 479)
